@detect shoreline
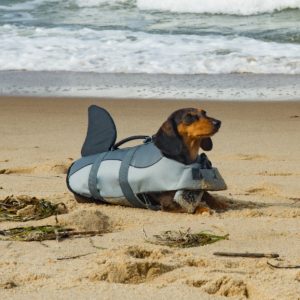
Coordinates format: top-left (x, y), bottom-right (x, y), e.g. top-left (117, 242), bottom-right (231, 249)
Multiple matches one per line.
top-left (1, 71), bottom-right (300, 101)
top-left (2, 94), bottom-right (300, 103)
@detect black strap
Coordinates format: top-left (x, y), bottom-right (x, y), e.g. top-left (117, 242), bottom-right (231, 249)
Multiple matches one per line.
top-left (88, 152), bottom-right (108, 201)
top-left (118, 147), bottom-right (161, 210)
top-left (119, 147), bottom-right (147, 208)
top-left (112, 135), bottom-right (151, 150)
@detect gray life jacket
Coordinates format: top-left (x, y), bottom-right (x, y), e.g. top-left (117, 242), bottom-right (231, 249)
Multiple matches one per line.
top-left (66, 105), bottom-right (227, 210)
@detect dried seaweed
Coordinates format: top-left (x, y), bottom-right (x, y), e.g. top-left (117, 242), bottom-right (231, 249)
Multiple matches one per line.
top-left (146, 228), bottom-right (229, 248)
top-left (0, 195), bottom-right (67, 222)
top-left (0, 225), bottom-right (103, 242)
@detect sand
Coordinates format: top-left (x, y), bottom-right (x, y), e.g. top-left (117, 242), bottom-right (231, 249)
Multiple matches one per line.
top-left (0, 97), bottom-right (300, 300)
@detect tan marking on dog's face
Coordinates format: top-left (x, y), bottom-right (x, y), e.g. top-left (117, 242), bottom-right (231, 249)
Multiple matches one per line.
top-left (177, 109), bottom-right (217, 139)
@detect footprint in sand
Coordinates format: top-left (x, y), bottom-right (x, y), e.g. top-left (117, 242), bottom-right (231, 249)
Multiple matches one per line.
top-left (0, 159), bottom-right (73, 176)
top-left (59, 209), bottom-right (112, 232)
top-left (126, 246), bottom-right (171, 260)
top-left (88, 260), bottom-right (177, 284)
top-left (186, 276), bottom-right (248, 299)
top-left (85, 245), bottom-right (178, 284)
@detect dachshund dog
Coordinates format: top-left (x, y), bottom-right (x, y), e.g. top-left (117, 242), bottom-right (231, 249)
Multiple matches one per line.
top-left (147, 108), bottom-right (226, 214)
top-left (74, 107), bottom-right (226, 214)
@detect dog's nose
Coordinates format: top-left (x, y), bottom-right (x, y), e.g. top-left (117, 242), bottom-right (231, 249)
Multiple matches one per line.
top-left (213, 119), bottom-right (221, 129)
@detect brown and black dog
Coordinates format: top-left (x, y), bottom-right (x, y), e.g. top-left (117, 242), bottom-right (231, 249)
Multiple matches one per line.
top-left (147, 108), bottom-right (226, 213)
top-left (75, 107), bottom-right (226, 214)
top-left (154, 108), bottom-right (219, 164)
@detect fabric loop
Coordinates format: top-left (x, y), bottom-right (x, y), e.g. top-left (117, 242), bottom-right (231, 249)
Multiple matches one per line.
top-left (88, 152), bottom-right (108, 201)
top-left (119, 147), bottom-right (147, 208)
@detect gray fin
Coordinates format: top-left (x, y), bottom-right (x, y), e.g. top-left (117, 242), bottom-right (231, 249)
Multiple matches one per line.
top-left (81, 105), bottom-right (117, 157)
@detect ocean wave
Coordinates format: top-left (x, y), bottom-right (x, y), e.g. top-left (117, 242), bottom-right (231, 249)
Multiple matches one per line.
top-left (137, 0), bottom-right (300, 15)
top-left (1, 0), bottom-right (300, 15)
top-left (1, 25), bottom-right (300, 74)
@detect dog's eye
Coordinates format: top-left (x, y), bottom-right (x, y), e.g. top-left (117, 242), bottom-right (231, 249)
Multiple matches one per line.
top-left (183, 113), bottom-right (198, 125)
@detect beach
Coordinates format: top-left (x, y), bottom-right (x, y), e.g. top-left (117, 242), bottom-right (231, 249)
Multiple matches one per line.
top-left (0, 97), bottom-right (300, 299)
top-left (1, 0), bottom-right (300, 298)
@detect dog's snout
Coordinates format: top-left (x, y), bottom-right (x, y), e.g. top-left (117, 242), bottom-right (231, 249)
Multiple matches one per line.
top-left (213, 119), bottom-right (221, 129)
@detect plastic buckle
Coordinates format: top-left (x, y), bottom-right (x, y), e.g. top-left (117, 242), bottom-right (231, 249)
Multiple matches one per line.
top-left (143, 136), bottom-right (152, 144)
top-left (192, 168), bottom-right (203, 180)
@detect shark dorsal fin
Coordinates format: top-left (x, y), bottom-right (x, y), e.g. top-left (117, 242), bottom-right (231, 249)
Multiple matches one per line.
top-left (81, 105), bottom-right (117, 157)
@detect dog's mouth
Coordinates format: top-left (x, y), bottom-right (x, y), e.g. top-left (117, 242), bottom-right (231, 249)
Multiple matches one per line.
top-left (212, 126), bottom-right (220, 134)
top-left (195, 128), bottom-right (219, 138)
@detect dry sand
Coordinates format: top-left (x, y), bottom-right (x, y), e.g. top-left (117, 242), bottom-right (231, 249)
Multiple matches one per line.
top-left (0, 97), bottom-right (300, 300)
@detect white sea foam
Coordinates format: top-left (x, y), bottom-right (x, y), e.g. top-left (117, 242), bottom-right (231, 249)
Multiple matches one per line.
top-left (137, 0), bottom-right (300, 15)
top-left (1, 25), bottom-right (300, 74)
top-left (1, 0), bottom-right (300, 15)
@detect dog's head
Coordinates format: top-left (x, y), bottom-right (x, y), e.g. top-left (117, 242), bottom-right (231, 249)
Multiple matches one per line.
top-left (154, 108), bottom-right (221, 164)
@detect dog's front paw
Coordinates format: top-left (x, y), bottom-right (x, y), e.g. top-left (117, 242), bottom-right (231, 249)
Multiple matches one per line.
top-left (174, 190), bottom-right (204, 214)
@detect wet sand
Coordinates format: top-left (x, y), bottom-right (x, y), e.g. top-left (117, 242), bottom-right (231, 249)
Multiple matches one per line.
top-left (1, 71), bottom-right (300, 100)
top-left (0, 97), bottom-right (300, 299)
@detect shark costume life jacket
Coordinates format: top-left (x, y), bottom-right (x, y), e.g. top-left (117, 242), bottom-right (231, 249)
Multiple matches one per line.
top-left (66, 105), bottom-right (227, 210)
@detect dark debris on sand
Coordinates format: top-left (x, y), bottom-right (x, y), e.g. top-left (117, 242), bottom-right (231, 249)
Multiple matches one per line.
top-left (0, 225), bottom-right (103, 242)
top-left (0, 195), bottom-right (67, 222)
top-left (146, 228), bottom-right (229, 248)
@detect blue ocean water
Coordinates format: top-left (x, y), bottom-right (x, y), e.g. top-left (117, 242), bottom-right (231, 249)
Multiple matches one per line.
top-left (1, 0), bottom-right (300, 74)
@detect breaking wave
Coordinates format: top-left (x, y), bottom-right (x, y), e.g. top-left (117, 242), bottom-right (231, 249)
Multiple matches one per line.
top-left (1, 25), bottom-right (300, 74)
top-left (137, 0), bottom-right (300, 15)
top-left (1, 0), bottom-right (300, 15)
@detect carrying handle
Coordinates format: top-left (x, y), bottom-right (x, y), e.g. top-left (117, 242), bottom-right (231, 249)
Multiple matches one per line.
top-left (111, 135), bottom-right (152, 150)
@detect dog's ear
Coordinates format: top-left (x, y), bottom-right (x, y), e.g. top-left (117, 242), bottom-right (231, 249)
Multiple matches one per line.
top-left (200, 137), bottom-right (213, 151)
top-left (154, 119), bottom-right (182, 157)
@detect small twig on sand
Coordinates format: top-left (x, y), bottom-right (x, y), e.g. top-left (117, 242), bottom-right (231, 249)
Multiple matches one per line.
top-left (213, 252), bottom-right (279, 259)
top-left (5, 241), bottom-right (13, 249)
top-left (57, 252), bottom-right (95, 261)
top-left (142, 227), bottom-right (148, 238)
top-left (89, 237), bottom-right (106, 250)
top-left (55, 230), bottom-right (104, 242)
top-left (66, 231), bottom-right (103, 237)
top-left (267, 261), bottom-right (300, 269)
top-left (39, 241), bottom-right (49, 248)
